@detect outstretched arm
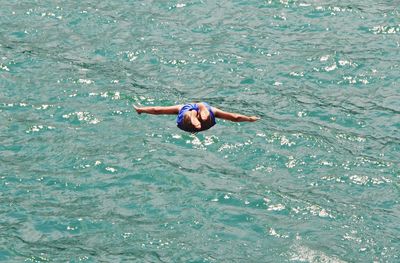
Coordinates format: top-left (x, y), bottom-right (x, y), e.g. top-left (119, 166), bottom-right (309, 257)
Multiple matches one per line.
top-left (134, 105), bottom-right (181, 115)
top-left (213, 107), bottom-right (260, 122)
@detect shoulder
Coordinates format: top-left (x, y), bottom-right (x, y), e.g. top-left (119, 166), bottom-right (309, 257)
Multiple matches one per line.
top-left (211, 106), bottom-right (220, 115)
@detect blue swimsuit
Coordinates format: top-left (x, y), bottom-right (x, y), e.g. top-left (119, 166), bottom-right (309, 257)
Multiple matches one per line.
top-left (177, 102), bottom-right (216, 132)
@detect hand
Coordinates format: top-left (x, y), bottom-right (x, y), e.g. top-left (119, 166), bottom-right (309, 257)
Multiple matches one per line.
top-left (190, 111), bottom-right (202, 129)
top-left (249, 116), bottom-right (260, 122)
top-left (197, 103), bottom-right (210, 121)
top-left (133, 105), bottom-right (142, 114)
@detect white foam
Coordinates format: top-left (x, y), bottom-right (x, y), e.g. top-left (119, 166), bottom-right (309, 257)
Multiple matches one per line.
top-left (324, 63), bottom-right (337, 72)
top-left (268, 204), bottom-right (285, 211)
top-left (0, 64), bottom-right (10, 71)
top-left (350, 175), bottom-right (369, 185)
top-left (105, 167), bottom-right (117, 173)
top-left (320, 55), bottom-right (330, 62)
top-left (78, 79), bottom-right (93, 84)
top-left (290, 244), bottom-right (346, 262)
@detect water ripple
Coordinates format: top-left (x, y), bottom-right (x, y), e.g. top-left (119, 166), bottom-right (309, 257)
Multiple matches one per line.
top-left (1, 0), bottom-right (399, 261)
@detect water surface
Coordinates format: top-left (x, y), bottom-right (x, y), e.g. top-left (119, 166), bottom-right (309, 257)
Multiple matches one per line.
top-left (1, 0), bottom-right (399, 262)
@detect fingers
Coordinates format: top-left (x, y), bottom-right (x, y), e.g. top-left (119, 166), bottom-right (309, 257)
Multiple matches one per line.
top-left (191, 117), bottom-right (201, 129)
top-left (197, 103), bottom-right (210, 121)
top-left (133, 105), bottom-right (141, 114)
top-left (250, 116), bottom-right (260, 121)
top-left (190, 112), bottom-right (201, 129)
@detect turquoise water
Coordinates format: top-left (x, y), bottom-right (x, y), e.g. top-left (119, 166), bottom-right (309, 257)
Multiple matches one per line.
top-left (1, 0), bottom-right (399, 261)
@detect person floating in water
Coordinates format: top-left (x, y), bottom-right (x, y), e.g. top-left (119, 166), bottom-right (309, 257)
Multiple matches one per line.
top-left (134, 102), bottom-right (260, 132)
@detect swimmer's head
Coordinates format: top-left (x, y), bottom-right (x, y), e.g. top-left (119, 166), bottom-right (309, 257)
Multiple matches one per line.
top-left (178, 111), bottom-right (213, 132)
top-left (180, 113), bottom-right (198, 132)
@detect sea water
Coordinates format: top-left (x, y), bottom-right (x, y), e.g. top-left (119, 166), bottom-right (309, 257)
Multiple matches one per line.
top-left (0, 0), bottom-right (399, 262)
